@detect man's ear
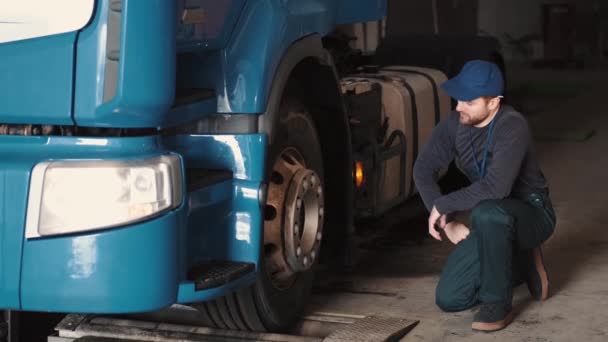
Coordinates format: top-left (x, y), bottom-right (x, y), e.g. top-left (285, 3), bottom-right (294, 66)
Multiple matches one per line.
top-left (489, 96), bottom-right (501, 110)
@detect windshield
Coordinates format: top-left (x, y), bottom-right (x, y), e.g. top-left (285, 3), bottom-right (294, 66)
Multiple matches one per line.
top-left (0, 0), bottom-right (94, 43)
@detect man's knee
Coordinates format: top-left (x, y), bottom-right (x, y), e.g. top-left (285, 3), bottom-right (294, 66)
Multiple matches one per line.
top-left (471, 199), bottom-right (513, 232)
top-left (436, 279), bottom-right (476, 312)
top-left (436, 292), bottom-right (460, 312)
top-left (435, 286), bottom-right (471, 312)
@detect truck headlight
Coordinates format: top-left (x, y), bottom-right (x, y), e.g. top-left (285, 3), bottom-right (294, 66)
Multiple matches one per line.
top-left (25, 155), bottom-right (183, 239)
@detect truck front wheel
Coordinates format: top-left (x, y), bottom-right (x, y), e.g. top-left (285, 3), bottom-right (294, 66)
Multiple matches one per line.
top-left (195, 86), bottom-right (325, 332)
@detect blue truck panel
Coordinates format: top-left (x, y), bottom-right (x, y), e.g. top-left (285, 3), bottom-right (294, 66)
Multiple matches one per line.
top-left (177, 0), bottom-right (247, 52)
top-left (73, 0), bottom-right (114, 124)
top-left (206, 0), bottom-right (387, 114)
top-left (167, 134), bottom-right (266, 181)
top-left (21, 211), bottom-right (183, 313)
top-left (0, 133), bottom-right (265, 311)
top-left (184, 180), bottom-right (263, 266)
top-left (214, 0), bottom-right (336, 114)
top-left (172, 134), bottom-right (267, 305)
top-left (0, 0), bottom-right (386, 128)
top-left (0, 33), bottom-right (76, 125)
top-left (166, 134), bottom-right (265, 269)
top-left (176, 177), bottom-right (264, 304)
top-left (0, 163), bottom-right (30, 309)
top-left (74, 0), bottom-right (177, 128)
top-left (0, 134), bottom-right (178, 310)
top-left (0, 0), bottom-right (385, 318)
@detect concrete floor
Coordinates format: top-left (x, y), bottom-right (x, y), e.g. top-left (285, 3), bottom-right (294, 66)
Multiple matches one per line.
top-left (308, 66), bottom-right (608, 341)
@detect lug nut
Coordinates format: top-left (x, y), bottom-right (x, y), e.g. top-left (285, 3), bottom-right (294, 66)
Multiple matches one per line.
top-left (297, 199), bottom-right (302, 209)
top-left (294, 224), bottom-right (299, 235)
top-left (296, 246), bottom-right (302, 256)
top-left (319, 207), bottom-right (324, 216)
top-left (311, 251), bottom-right (316, 260)
top-left (303, 257), bottom-right (308, 266)
top-left (316, 232), bottom-right (322, 241)
top-left (310, 175), bottom-right (316, 184)
top-left (303, 180), bottom-right (309, 190)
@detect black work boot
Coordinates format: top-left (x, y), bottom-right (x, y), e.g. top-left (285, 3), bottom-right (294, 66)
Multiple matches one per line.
top-left (472, 302), bottom-right (514, 332)
top-left (526, 246), bottom-right (549, 301)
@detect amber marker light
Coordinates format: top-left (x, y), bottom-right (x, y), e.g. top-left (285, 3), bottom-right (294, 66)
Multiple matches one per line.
top-left (354, 161), bottom-right (365, 187)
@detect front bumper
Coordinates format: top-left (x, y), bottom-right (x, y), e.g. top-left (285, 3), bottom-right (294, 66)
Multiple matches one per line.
top-left (21, 209), bottom-right (183, 313)
top-left (0, 133), bottom-right (265, 313)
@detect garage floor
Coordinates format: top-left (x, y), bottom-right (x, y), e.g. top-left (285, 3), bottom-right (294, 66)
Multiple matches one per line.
top-left (308, 66), bottom-right (608, 341)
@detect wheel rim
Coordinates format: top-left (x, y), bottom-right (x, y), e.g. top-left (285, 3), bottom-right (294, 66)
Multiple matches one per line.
top-left (263, 148), bottom-right (324, 289)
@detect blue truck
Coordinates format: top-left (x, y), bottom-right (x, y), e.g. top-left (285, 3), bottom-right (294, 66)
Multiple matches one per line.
top-left (0, 0), bottom-right (504, 335)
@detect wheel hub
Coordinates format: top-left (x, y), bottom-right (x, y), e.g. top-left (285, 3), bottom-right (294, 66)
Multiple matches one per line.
top-left (283, 168), bottom-right (324, 272)
top-left (264, 148), bottom-right (324, 287)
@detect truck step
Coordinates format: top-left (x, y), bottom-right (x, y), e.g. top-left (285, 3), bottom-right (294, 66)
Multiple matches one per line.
top-left (187, 261), bottom-right (255, 291)
top-left (185, 169), bottom-right (232, 192)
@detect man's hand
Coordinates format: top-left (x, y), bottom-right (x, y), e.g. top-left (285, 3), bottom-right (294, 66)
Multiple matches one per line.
top-left (443, 221), bottom-right (471, 245)
top-left (428, 206), bottom-right (447, 241)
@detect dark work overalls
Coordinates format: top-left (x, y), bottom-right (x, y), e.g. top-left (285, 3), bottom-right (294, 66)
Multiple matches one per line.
top-left (435, 116), bottom-right (556, 311)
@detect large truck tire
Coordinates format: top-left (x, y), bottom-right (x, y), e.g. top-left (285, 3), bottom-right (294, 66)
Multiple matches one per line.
top-left (193, 85), bottom-right (325, 332)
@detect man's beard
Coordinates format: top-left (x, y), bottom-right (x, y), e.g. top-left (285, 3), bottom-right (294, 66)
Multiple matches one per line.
top-left (459, 112), bottom-right (486, 126)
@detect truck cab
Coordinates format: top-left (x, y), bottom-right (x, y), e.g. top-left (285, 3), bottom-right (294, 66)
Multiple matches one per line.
top-left (0, 0), bottom-right (388, 332)
top-left (0, 0), bottom-right (504, 334)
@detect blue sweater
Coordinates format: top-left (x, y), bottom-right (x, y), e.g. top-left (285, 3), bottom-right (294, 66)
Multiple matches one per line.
top-left (413, 105), bottom-right (548, 215)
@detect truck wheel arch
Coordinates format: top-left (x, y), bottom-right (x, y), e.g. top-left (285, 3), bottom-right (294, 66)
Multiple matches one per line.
top-left (259, 34), bottom-right (354, 267)
top-left (194, 34), bottom-right (354, 333)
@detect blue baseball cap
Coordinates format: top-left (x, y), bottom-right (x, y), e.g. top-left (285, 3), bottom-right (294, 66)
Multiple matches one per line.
top-left (441, 60), bottom-right (504, 101)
